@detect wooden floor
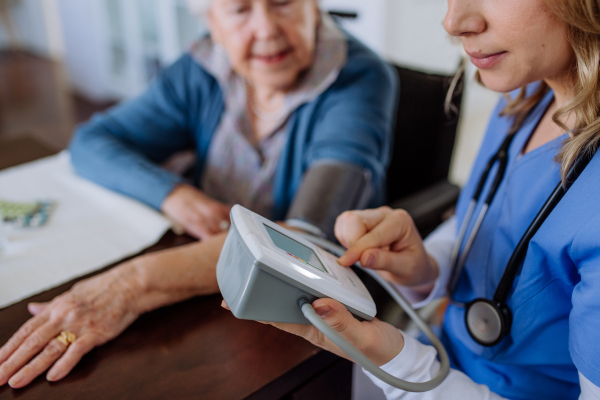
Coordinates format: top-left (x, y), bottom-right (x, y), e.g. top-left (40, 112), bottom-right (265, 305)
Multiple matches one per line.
top-left (0, 50), bottom-right (114, 152)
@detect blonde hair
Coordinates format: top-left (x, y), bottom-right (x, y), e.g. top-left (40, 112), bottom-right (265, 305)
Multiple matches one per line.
top-left (498, 0), bottom-right (600, 183)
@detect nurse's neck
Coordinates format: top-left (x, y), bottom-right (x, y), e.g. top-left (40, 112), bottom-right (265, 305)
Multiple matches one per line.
top-left (521, 74), bottom-right (576, 156)
top-left (543, 72), bottom-right (577, 130)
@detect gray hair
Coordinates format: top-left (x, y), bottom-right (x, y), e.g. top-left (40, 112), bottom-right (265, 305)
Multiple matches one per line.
top-left (185, 0), bottom-right (211, 16)
top-left (186, 0), bottom-right (320, 17)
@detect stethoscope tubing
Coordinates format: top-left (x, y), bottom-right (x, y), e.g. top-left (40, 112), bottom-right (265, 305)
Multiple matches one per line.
top-left (449, 139), bottom-right (594, 308)
top-left (447, 133), bottom-right (516, 306)
top-left (448, 202), bottom-right (489, 307)
top-left (449, 200), bottom-right (474, 275)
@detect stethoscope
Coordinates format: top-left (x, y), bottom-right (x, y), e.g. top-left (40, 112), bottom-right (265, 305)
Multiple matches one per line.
top-left (446, 131), bottom-right (594, 347)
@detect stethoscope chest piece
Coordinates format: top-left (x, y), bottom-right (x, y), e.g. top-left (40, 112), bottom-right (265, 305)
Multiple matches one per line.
top-left (465, 298), bottom-right (512, 347)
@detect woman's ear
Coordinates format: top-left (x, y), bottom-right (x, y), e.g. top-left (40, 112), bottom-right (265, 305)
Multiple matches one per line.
top-left (206, 8), bottom-right (222, 45)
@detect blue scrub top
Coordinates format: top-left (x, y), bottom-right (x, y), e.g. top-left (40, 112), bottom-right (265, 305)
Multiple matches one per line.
top-left (446, 86), bottom-right (600, 400)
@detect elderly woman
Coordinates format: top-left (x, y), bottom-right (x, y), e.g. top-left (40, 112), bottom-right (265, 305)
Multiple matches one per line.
top-left (0, 0), bottom-right (397, 389)
top-left (69, 0), bottom-right (397, 239)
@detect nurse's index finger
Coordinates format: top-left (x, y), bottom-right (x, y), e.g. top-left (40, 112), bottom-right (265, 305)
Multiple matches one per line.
top-left (338, 210), bottom-right (413, 267)
top-left (335, 207), bottom-right (392, 247)
top-left (338, 208), bottom-right (391, 232)
top-left (355, 207), bottom-right (393, 229)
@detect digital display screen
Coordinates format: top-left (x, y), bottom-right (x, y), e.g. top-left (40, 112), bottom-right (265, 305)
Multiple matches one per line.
top-left (264, 225), bottom-right (328, 273)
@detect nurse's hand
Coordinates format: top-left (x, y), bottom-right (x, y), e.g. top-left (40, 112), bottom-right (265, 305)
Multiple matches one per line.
top-left (0, 264), bottom-right (144, 388)
top-left (335, 207), bottom-right (439, 290)
top-left (222, 298), bottom-right (405, 367)
top-left (161, 184), bottom-right (232, 240)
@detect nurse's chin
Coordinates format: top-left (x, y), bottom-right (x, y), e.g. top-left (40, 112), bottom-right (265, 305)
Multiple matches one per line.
top-left (477, 71), bottom-right (532, 95)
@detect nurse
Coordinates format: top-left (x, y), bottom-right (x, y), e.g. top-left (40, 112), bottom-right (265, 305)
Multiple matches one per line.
top-left (255, 0), bottom-right (600, 398)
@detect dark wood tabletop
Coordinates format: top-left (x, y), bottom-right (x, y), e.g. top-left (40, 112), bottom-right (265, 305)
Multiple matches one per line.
top-left (0, 137), bottom-right (352, 400)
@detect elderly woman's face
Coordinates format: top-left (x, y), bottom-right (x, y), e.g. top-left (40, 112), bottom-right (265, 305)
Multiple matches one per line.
top-left (208, 0), bottom-right (319, 91)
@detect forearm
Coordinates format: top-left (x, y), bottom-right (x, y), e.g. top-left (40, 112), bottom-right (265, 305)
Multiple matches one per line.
top-left (365, 333), bottom-right (506, 400)
top-left (125, 233), bottom-right (225, 314)
top-left (124, 221), bottom-right (302, 314)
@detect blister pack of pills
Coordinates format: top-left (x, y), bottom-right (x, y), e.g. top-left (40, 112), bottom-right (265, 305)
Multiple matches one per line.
top-left (0, 200), bottom-right (54, 227)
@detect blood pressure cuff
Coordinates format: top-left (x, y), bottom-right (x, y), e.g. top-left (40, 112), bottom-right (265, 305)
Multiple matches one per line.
top-left (285, 160), bottom-right (372, 241)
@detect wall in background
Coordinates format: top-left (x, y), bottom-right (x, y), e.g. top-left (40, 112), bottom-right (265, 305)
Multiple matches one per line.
top-left (55, 0), bottom-right (111, 100)
top-left (41, 0), bottom-right (65, 58)
top-left (322, 0), bottom-right (461, 74)
top-left (385, 0), bottom-right (462, 74)
top-left (0, 0), bottom-right (63, 58)
top-left (320, 0), bottom-right (387, 56)
top-left (55, 0), bottom-right (206, 102)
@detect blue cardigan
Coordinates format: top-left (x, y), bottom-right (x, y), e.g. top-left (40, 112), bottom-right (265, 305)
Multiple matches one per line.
top-left (69, 36), bottom-right (399, 220)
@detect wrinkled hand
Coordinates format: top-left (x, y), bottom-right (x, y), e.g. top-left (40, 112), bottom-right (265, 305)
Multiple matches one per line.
top-left (0, 265), bottom-right (143, 388)
top-left (335, 207), bottom-right (439, 289)
top-left (222, 298), bottom-right (404, 367)
top-left (161, 184), bottom-right (232, 240)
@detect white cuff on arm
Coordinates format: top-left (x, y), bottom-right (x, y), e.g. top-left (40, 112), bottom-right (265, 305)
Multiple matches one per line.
top-left (393, 217), bottom-right (457, 308)
top-left (580, 372), bottom-right (600, 400)
top-left (364, 332), bottom-right (506, 400)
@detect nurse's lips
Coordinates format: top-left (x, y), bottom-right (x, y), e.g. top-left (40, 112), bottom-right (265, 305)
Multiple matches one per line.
top-left (467, 50), bottom-right (507, 69)
top-left (253, 48), bottom-right (292, 64)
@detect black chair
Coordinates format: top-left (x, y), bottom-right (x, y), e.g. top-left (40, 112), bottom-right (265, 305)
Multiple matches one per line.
top-left (353, 64), bottom-right (465, 327)
top-left (328, 9), bottom-right (463, 235)
top-left (386, 64), bottom-right (464, 237)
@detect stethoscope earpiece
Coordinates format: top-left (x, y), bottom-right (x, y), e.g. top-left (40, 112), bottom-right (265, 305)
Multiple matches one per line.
top-left (465, 298), bottom-right (512, 347)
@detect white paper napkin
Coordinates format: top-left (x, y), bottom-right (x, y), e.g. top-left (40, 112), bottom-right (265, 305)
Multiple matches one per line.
top-left (0, 152), bottom-right (172, 309)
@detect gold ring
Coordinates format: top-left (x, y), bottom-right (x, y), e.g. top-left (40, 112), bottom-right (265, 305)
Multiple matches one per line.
top-left (55, 331), bottom-right (76, 347)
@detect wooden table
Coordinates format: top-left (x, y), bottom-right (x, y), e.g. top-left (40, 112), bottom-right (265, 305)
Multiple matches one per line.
top-left (0, 137), bottom-right (352, 400)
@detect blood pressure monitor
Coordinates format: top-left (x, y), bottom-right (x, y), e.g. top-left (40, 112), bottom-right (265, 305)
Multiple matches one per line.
top-left (217, 205), bottom-right (449, 392)
top-left (217, 205), bottom-right (376, 324)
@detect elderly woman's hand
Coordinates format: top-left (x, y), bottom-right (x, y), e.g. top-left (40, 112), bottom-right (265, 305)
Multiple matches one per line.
top-left (335, 207), bottom-right (439, 290)
top-left (0, 264), bottom-right (144, 388)
top-left (161, 184), bottom-right (232, 240)
top-left (0, 232), bottom-right (224, 388)
top-left (222, 298), bottom-right (405, 367)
